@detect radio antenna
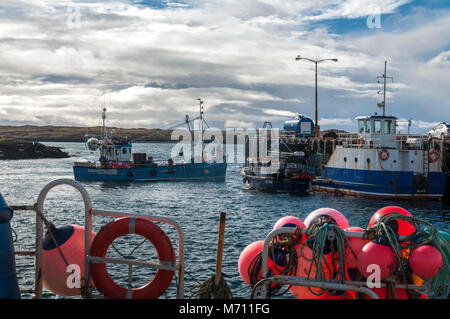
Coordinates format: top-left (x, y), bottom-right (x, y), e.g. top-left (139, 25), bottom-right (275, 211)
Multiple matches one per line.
top-left (377, 60), bottom-right (394, 116)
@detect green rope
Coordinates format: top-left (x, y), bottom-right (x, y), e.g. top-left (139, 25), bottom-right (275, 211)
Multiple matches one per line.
top-left (189, 274), bottom-right (233, 299)
top-left (369, 212), bottom-right (450, 299)
top-left (300, 221), bottom-right (352, 297)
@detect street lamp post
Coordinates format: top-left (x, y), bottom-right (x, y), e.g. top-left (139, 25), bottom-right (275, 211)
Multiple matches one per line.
top-left (295, 55), bottom-right (338, 136)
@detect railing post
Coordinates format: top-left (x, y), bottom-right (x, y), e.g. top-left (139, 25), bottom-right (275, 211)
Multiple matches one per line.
top-left (34, 209), bottom-right (43, 299)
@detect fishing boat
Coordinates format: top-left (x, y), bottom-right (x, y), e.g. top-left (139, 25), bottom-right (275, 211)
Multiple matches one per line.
top-left (241, 154), bottom-right (315, 194)
top-left (241, 121), bottom-right (316, 194)
top-left (312, 62), bottom-right (447, 200)
top-left (73, 100), bottom-right (227, 182)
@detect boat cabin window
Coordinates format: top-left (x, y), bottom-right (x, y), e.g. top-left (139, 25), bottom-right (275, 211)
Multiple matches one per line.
top-left (122, 148), bottom-right (127, 154)
top-left (374, 120), bottom-right (381, 134)
top-left (358, 120), bottom-right (364, 133)
top-left (365, 120), bottom-right (371, 133)
top-left (383, 120), bottom-right (391, 134)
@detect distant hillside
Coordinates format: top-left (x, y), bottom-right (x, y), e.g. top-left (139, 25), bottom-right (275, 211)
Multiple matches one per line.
top-left (0, 125), bottom-right (349, 143)
top-left (0, 125), bottom-right (174, 143)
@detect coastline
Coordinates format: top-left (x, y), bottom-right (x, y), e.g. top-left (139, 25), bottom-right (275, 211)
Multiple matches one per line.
top-left (0, 139), bottom-right (70, 160)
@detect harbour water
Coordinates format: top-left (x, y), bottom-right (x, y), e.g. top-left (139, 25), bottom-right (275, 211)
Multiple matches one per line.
top-left (1, 142), bottom-right (449, 299)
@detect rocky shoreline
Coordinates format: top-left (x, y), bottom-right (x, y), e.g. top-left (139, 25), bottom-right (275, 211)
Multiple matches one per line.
top-left (0, 139), bottom-right (70, 160)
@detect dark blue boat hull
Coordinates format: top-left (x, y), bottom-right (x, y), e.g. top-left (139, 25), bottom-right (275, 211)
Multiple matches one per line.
top-left (0, 194), bottom-right (20, 299)
top-left (73, 162), bottom-right (227, 181)
top-left (312, 167), bottom-right (447, 199)
top-left (245, 175), bottom-right (310, 194)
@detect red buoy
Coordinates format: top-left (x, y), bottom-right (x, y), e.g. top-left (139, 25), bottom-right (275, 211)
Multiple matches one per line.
top-left (238, 240), bottom-right (287, 286)
top-left (273, 216), bottom-right (305, 230)
top-left (42, 224), bottom-right (95, 296)
top-left (304, 208), bottom-right (349, 230)
top-left (357, 241), bottom-right (396, 280)
top-left (238, 241), bottom-right (263, 286)
top-left (344, 227), bottom-right (369, 269)
top-left (273, 216), bottom-right (306, 243)
top-left (409, 245), bottom-right (443, 279)
top-left (369, 206), bottom-right (415, 236)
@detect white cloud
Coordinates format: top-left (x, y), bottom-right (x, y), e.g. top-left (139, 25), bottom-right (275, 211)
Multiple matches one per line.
top-left (0, 0), bottom-right (448, 133)
top-left (319, 118), bottom-right (353, 126)
top-left (427, 51), bottom-right (450, 68)
top-left (224, 120), bottom-right (255, 128)
top-left (262, 109), bottom-right (298, 118)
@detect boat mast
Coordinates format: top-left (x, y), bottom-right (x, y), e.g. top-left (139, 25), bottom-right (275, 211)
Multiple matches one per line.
top-left (196, 98), bottom-right (204, 163)
top-left (198, 98), bottom-right (204, 122)
top-left (377, 60), bottom-right (393, 116)
top-left (101, 107), bottom-right (106, 140)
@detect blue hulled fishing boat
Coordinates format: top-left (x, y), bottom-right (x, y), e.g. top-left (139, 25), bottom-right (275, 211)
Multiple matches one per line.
top-left (73, 101), bottom-right (227, 181)
top-left (312, 62), bottom-right (447, 199)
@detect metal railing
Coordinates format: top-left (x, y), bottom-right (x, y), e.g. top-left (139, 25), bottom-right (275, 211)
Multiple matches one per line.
top-left (11, 178), bottom-right (185, 299)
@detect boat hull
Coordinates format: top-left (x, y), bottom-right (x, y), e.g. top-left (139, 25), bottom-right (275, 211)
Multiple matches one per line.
top-left (244, 174), bottom-right (311, 194)
top-left (312, 167), bottom-right (447, 200)
top-left (73, 162), bottom-right (227, 181)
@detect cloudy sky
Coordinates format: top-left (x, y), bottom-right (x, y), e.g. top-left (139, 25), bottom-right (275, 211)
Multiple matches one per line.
top-left (0, 0), bottom-right (449, 134)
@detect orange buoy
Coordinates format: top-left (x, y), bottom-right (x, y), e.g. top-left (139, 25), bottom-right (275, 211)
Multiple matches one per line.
top-left (409, 245), bottom-right (443, 279)
top-left (304, 208), bottom-right (349, 230)
top-left (344, 227), bottom-right (369, 269)
top-left (369, 206), bottom-right (415, 236)
top-left (42, 224), bottom-right (95, 296)
top-left (357, 241), bottom-right (395, 281)
top-left (89, 217), bottom-right (175, 299)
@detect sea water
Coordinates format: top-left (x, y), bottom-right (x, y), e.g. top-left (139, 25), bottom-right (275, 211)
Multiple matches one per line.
top-left (1, 142), bottom-right (449, 299)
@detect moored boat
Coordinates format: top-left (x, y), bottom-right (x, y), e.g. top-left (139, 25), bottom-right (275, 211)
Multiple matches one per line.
top-left (73, 102), bottom-right (227, 182)
top-left (311, 62), bottom-right (447, 200)
top-left (242, 152), bottom-right (316, 194)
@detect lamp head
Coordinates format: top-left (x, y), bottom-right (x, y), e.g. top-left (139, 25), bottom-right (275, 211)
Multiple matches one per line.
top-left (295, 55), bottom-right (301, 61)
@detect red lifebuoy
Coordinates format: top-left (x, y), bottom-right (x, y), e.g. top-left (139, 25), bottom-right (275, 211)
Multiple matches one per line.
top-left (357, 137), bottom-right (365, 147)
top-left (89, 217), bottom-right (175, 299)
top-left (429, 150), bottom-right (439, 163)
top-left (379, 149), bottom-right (390, 161)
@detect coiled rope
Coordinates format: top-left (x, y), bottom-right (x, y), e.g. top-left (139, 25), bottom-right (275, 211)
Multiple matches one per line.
top-left (248, 230), bottom-right (300, 298)
top-left (189, 273), bottom-right (233, 299)
top-left (298, 217), bottom-right (352, 297)
top-left (367, 212), bottom-right (450, 299)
